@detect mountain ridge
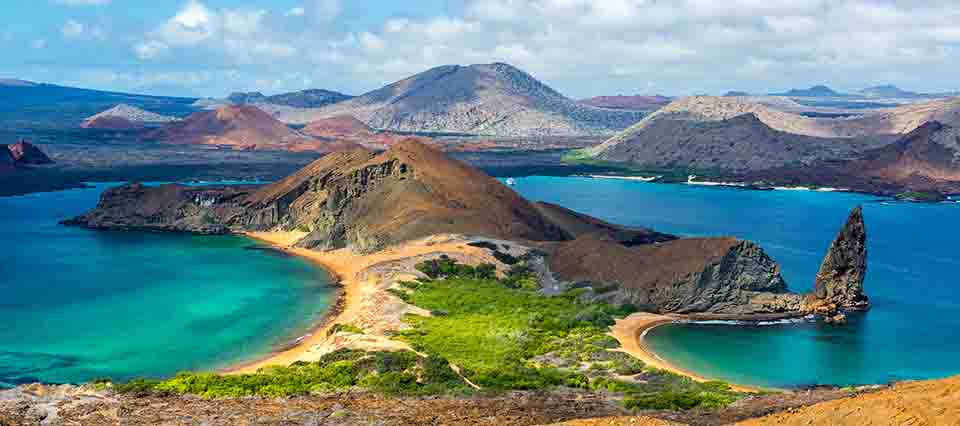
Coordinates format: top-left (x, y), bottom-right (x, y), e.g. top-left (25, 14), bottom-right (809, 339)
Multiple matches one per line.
top-left (268, 63), bottom-right (646, 137)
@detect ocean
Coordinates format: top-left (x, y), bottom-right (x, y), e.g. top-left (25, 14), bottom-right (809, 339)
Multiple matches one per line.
top-left (511, 176), bottom-right (960, 388)
top-left (0, 184), bottom-right (334, 387)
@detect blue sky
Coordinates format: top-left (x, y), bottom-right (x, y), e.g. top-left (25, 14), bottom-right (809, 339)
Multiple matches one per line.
top-left (4, 1), bottom-right (960, 98)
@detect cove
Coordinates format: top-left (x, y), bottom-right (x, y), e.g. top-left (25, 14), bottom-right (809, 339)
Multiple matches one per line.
top-left (0, 184), bottom-right (334, 387)
top-left (510, 176), bottom-right (960, 388)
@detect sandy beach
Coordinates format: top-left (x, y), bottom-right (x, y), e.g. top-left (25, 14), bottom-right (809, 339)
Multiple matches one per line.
top-left (226, 232), bottom-right (502, 374)
top-left (227, 232), bottom-right (761, 393)
top-left (610, 312), bottom-right (761, 393)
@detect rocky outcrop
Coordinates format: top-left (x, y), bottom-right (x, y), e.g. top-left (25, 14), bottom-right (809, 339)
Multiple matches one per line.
top-left (61, 183), bottom-right (252, 234)
top-left (546, 235), bottom-right (804, 317)
top-left (813, 206), bottom-right (869, 311)
top-left (7, 140), bottom-right (53, 165)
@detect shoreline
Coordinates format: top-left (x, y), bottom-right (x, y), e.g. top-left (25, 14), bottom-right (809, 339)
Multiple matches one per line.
top-left (222, 231), bottom-right (349, 374)
top-left (225, 232), bottom-right (766, 392)
top-left (610, 312), bottom-right (764, 393)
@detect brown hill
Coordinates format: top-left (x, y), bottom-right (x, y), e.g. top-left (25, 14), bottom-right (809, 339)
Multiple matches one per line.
top-left (144, 105), bottom-right (355, 153)
top-left (276, 63), bottom-right (645, 137)
top-left (578, 95), bottom-right (671, 111)
top-left (592, 112), bottom-right (883, 171)
top-left (302, 115), bottom-right (429, 150)
top-left (746, 121), bottom-right (960, 194)
top-left (853, 121), bottom-right (960, 186)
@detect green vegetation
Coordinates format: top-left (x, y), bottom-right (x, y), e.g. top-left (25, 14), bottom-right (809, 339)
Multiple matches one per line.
top-left (104, 257), bottom-right (741, 411)
top-left (328, 323), bottom-right (364, 335)
top-left (109, 349), bottom-right (469, 398)
top-left (395, 258), bottom-right (741, 409)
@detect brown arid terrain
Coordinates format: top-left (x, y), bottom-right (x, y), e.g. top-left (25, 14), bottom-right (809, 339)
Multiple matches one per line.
top-left (578, 95), bottom-right (672, 112)
top-left (551, 375), bottom-right (960, 426)
top-left (747, 121), bottom-right (960, 194)
top-left (301, 115), bottom-right (431, 150)
top-left (143, 105), bottom-right (358, 153)
top-left (264, 63), bottom-right (646, 137)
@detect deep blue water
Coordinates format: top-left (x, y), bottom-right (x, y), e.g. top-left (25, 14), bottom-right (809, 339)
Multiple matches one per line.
top-left (511, 176), bottom-right (960, 388)
top-left (0, 184), bottom-right (334, 387)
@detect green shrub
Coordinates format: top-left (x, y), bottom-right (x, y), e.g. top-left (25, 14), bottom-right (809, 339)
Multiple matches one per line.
top-left (328, 323), bottom-right (364, 335)
top-left (624, 391), bottom-right (736, 411)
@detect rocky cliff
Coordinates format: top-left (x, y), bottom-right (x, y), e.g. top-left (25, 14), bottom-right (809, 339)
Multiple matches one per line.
top-left (546, 234), bottom-right (804, 316)
top-left (813, 207), bottom-right (869, 311)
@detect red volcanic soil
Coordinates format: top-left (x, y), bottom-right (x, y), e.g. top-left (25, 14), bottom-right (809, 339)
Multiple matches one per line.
top-left (579, 95), bottom-right (671, 111)
top-left (81, 116), bottom-right (142, 131)
top-left (145, 105), bottom-right (356, 153)
top-left (302, 115), bottom-right (430, 150)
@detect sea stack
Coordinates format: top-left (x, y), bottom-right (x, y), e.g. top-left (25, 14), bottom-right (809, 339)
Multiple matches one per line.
top-left (813, 206), bottom-right (870, 316)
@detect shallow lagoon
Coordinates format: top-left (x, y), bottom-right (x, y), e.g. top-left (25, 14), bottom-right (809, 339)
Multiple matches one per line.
top-left (0, 184), bottom-right (334, 387)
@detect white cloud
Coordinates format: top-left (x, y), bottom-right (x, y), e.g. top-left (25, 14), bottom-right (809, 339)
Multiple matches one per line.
top-left (102, 0), bottom-right (960, 96)
top-left (135, 40), bottom-right (169, 60)
top-left (61, 19), bottom-right (106, 40)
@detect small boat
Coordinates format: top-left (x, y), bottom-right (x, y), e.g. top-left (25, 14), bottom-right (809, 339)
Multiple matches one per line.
top-left (505, 178), bottom-right (517, 186)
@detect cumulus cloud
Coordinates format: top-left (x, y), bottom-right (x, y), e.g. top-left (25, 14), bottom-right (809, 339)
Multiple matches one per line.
top-left (114, 0), bottom-right (960, 96)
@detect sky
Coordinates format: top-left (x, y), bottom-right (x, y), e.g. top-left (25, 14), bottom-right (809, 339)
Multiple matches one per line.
top-left (4, 0), bottom-right (960, 98)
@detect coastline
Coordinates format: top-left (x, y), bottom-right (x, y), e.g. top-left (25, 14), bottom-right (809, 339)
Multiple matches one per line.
top-left (223, 231), bottom-right (348, 374)
top-left (224, 232), bottom-right (504, 374)
top-left (610, 312), bottom-right (763, 393)
top-left (226, 232), bottom-right (765, 393)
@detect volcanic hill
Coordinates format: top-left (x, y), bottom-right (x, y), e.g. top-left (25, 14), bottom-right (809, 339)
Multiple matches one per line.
top-left (273, 63), bottom-right (645, 137)
top-left (82, 104), bottom-right (179, 130)
top-left (143, 105), bottom-right (352, 153)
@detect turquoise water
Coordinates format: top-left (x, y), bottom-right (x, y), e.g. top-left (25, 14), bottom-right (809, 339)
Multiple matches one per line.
top-left (511, 176), bottom-right (960, 388)
top-left (0, 184), bottom-right (334, 387)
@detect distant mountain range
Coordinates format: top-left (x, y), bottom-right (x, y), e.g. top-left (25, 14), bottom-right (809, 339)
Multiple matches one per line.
top-left (222, 89), bottom-right (354, 109)
top-left (0, 80), bottom-right (196, 129)
top-left (771, 85), bottom-right (848, 98)
top-left (264, 63), bottom-right (646, 137)
top-left (586, 95), bottom-right (960, 194)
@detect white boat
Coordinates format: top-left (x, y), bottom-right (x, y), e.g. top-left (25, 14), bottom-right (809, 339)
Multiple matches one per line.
top-left (505, 178), bottom-right (517, 186)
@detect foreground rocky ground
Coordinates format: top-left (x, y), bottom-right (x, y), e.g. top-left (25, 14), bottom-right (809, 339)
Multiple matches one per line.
top-left (0, 384), bottom-right (864, 426)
